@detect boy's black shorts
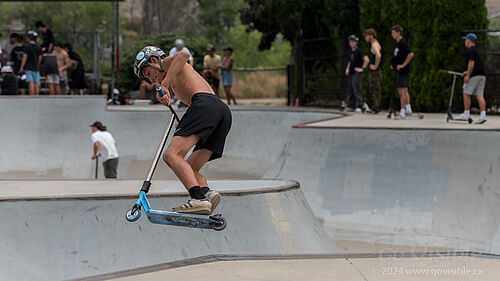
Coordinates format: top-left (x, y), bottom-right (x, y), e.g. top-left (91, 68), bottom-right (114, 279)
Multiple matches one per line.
top-left (174, 92), bottom-right (232, 161)
top-left (395, 72), bottom-right (408, 88)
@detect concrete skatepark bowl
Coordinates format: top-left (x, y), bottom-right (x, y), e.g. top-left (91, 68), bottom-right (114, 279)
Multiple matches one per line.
top-left (1, 97), bottom-right (500, 280)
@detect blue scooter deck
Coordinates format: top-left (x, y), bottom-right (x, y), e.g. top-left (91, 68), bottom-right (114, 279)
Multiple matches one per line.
top-left (147, 210), bottom-right (219, 229)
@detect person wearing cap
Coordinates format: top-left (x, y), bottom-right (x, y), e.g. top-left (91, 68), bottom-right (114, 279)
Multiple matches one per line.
top-left (221, 46), bottom-right (237, 105)
top-left (203, 45), bottom-right (222, 97)
top-left (1, 66), bottom-right (18, 95)
top-left (169, 39), bottom-right (194, 66)
top-left (457, 33), bottom-right (487, 124)
top-left (133, 45), bottom-right (231, 215)
top-left (345, 35), bottom-right (369, 112)
top-left (90, 121), bottom-right (119, 179)
top-left (19, 31), bottom-right (42, 95)
top-left (390, 25), bottom-right (414, 118)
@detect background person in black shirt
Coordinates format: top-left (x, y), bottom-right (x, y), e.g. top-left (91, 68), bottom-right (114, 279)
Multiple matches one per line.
top-left (344, 35), bottom-right (369, 112)
top-left (36, 21), bottom-right (55, 53)
top-left (390, 25), bottom-right (414, 118)
top-left (19, 31), bottom-right (42, 96)
top-left (63, 43), bottom-right (86, 95)
top-left (457, 33), bottom-right (487, 124)
top-left (9, 35), bottom-right (27, 95)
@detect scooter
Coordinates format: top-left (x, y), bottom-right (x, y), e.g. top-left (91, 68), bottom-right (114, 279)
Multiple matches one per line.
top-left (125, 87), bottom-right (227, 231)
top-left (440, 70), bottom-right (473, 124)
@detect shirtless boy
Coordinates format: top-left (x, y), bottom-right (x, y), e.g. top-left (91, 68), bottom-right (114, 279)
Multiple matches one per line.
top-left (134, 46), bottom-right (231, 215)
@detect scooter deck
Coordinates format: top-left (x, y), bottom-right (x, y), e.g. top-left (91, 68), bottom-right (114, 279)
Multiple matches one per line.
top-left (147, 209), bottom-right (223, 230)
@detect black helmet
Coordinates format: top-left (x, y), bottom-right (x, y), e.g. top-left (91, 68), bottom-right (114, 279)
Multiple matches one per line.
top-left (133, 46), bottom-right (166, 82)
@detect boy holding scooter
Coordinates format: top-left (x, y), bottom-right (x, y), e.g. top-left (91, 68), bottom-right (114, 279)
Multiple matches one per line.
top-left (134, 46), bottom-right (231, 215)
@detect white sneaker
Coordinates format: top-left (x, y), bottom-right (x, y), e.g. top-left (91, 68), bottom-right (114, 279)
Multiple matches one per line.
top-left (354, 108), bottom-right (362, 113)
top-left (340, 101), bottom-right (347, 110)
top-left (455, 113), bottom-right (470, 121)
top-left (475, 116), bottom-right (487, 124)
top-left (363, 102), bottom-right (371, 112)
top-left (344, 107), bottom-right (355, 112)
top-left (172, 199), bottom-right (212, 215)
top-left (204, 190), bottom-right (222, 213)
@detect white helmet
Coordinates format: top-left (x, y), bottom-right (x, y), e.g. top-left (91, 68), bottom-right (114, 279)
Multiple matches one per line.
top-left (1, 65), bottom-right (13, 73)
top-left (174, 39), bottom-right (184, 48)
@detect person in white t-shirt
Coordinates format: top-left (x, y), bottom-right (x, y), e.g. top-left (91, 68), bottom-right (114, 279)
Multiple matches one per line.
top-left (90, 121), bottom-right (119, 178)
top-left (169, 39), bottom-right (194, 66)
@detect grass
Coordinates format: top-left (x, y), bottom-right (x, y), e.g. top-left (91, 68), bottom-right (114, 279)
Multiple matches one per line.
top-left (218, 71), bottom-right (287, 99)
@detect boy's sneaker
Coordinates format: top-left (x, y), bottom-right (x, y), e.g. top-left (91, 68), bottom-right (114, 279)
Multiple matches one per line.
top-left (354, 108), bottom-right (362, 113)
top-left (475, 116), bottom-right (487, 124)
top-left (205, 190), bottom-right (222, 213)
top-left (340, 101), bottom-right (347, 110)
top-left (455, 113), bottom-right (470, 121)
top-left (172, 199), bottom-right (212, 215)
top-left (363, 102), bottom-right (371, 112)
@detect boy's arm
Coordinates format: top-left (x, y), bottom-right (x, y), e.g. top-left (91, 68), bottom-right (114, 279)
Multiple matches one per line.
top-left (19, 53), bottom-right (28, 72)
top-left (464, 60), bottom-right (475, 83)
top-left (161, 50), bottom-right (190, 89)
top-left (398, 52), bottom-right (414, 70)
top-left (92, 142), bottom-right (99, 159)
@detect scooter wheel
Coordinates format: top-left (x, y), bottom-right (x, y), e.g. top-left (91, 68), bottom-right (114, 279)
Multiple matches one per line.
top-left (210, 215), bottom-right (227, 231)
top-left (468, 118), bottom-right (473, 124)
top-left (126, 207), bottom-right (141, 222)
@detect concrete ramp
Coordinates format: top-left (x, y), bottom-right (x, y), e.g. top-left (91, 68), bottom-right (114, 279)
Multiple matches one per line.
top-left (266, 127), bottom-right (500, 253)
top-left (0, 180), bottom-right (337, 281)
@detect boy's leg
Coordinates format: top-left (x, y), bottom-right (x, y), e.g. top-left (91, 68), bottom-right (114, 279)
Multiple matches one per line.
top-left (48, 82), bottom-right (54, 95)
top-left (398, 88), bottom-right (405, 109)
top-left (463, 93), bottom-right (472, 111)
top-left (164, 135), bottom-right (212, 214)
top-left (404, 88), bottom-right (412, 113)
top-left (186, 149), bottom-right (212, 187)
top-left (346, 76), bottom-right (355, 109)
top-left (163, 135), bottom-right (202, 189)
top-left (186, 149), bottom-right (222, 212)
top-left (28, 82), bottom-right (34, 95)
top-left (353, 74), bottom-right (363, 109)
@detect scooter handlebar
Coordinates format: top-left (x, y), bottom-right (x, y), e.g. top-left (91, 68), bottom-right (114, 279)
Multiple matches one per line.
top-left (156, 87), bottom-right (180, 121)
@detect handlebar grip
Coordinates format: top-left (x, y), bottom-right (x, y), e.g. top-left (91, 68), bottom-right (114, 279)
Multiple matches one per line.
top-left (156, 86), bottom-right (165, 97)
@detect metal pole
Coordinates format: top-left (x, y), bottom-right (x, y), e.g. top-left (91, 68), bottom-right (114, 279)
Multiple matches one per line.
top-left (93, 30), bottom-right (100, 95)
top-left (96, 30), bottom-right (101, 95)
top-left (95, 156), bottom-right (99, 179)
top-left (110, 0), bottom-right (115, 100)
top-left (115, 0), bottom-right (120, 89)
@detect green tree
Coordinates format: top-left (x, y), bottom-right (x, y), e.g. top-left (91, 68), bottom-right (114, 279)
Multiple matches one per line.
top-left (197, 0), bottom-right (243, 45)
